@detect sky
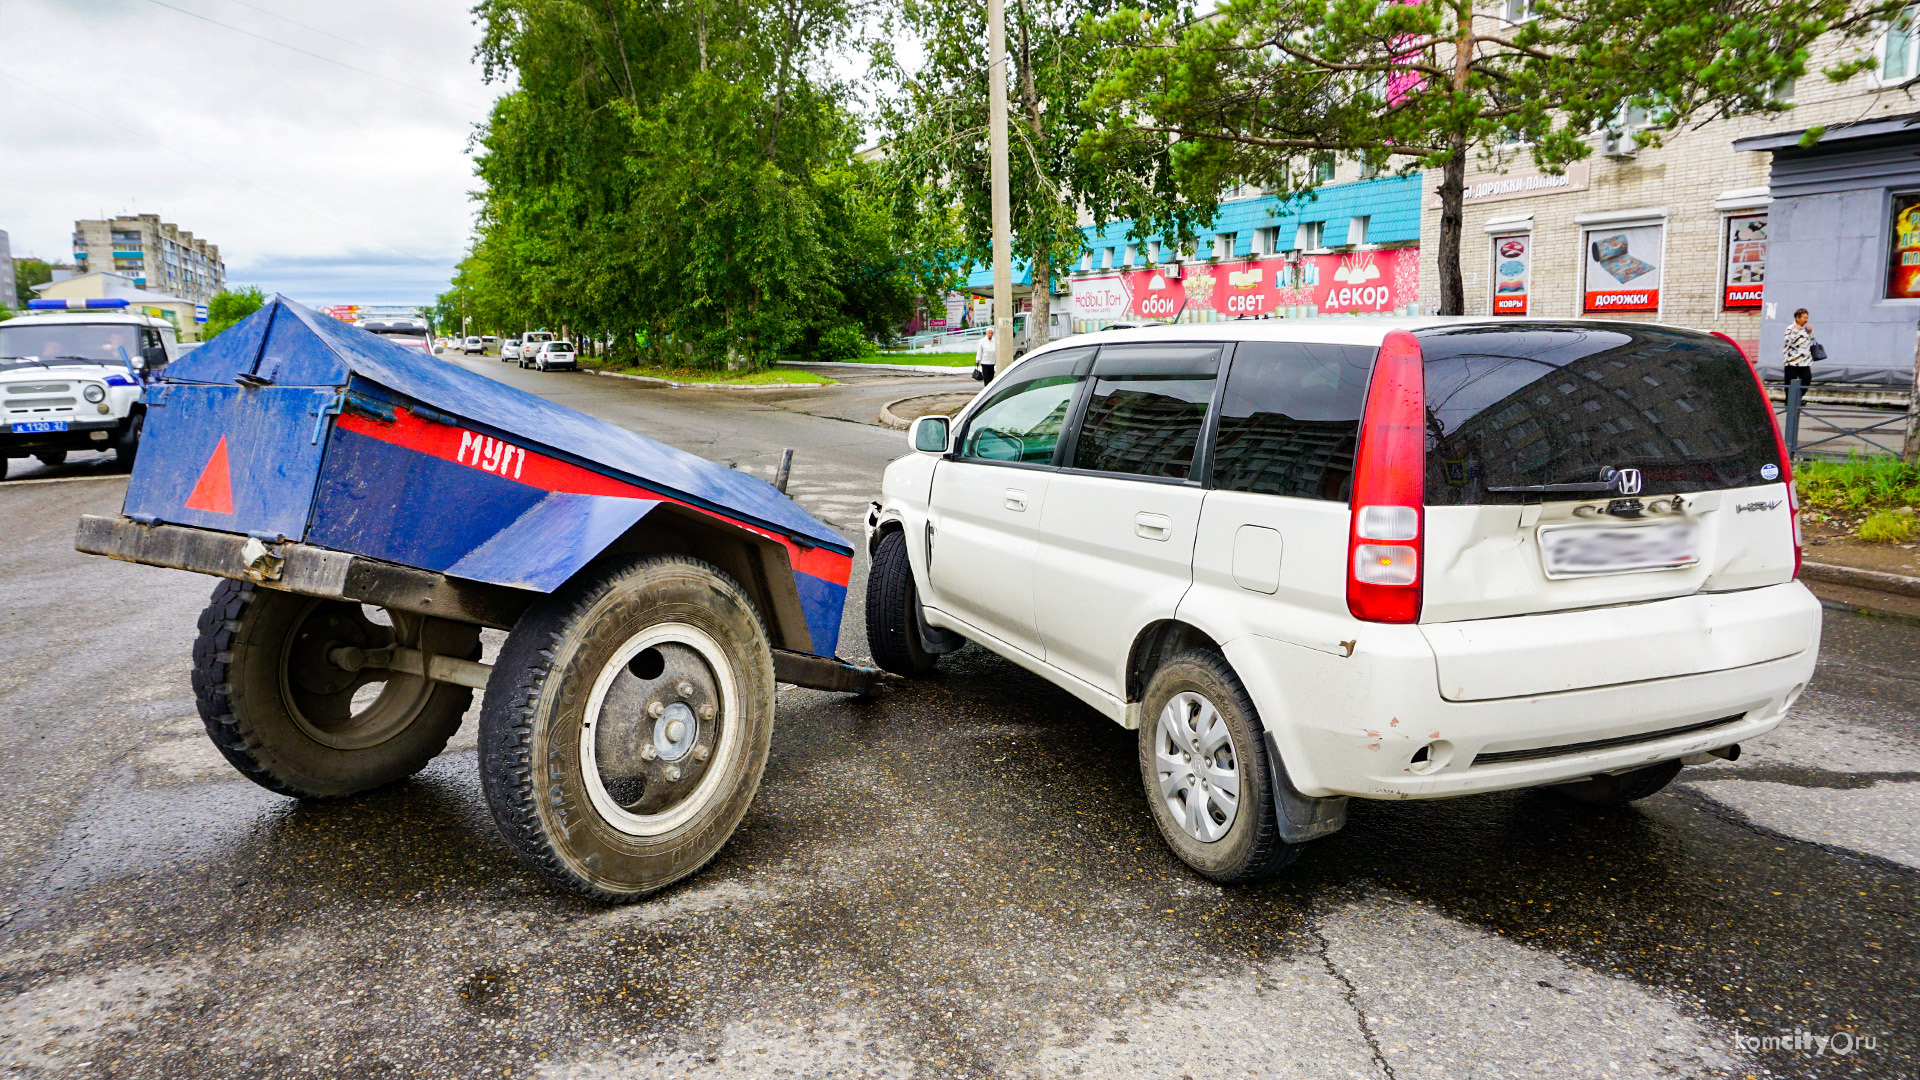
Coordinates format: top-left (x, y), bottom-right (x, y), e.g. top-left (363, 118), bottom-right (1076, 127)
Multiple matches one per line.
top-left (0, 0), bottom-right (503, 307)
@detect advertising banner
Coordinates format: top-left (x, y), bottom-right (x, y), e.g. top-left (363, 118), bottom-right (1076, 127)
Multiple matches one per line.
top-left (1491, 234), bottom-right (1530, 316)
top-left (1889, 195), bottom-right (1920, 299)
top-left (1071, 248), bottom-right (1420, 323)
top-left (1723, 214), bottom-right (1766, 310)
top-left (1582, 224), bottom-right (1662, 313)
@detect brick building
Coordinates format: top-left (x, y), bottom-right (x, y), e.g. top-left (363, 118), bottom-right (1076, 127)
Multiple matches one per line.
top-left (71, 214), bottom-right (225, 305)
top-left (1417, 27), bottom-right (1920, 378)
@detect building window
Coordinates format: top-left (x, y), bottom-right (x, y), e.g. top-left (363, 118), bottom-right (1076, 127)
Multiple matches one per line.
top-left (1491, 234), bottom-right (1531, 316)
top-left (1345, 217), bottom-right (1370, 247)
top-left (1312, 155), bottom-right (1336, 184)
top-left (1124, 244), bottom-right (1136, 267)
top-left (1296, 221), bottom-right (1324, 251)
top-left (1582, 222), bottom-right (1664, 313)
top-left (1882, 8), bottom-right (1918, 82)
top-left (1503, 0), bottom-right (1536, 21)
top-left (1081, 251), bottom-right (1093, 272)
top-left (1215, 234), bottom-right (1237, 260)
top-left (1888, 193), bottom-right (1920, 298)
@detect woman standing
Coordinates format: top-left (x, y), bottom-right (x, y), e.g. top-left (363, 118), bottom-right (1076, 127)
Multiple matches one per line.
top-left (1782, 308), bottom-right (1816, 389)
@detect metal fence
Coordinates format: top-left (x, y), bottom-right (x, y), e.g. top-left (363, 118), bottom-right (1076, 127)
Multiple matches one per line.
top-left (1776, 382), bottom-right (1910, 459)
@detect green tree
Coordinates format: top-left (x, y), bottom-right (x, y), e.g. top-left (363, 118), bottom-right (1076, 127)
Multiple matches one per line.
top-left (202, 286), bottom-right (267, 340)
top-left (1088, 0), bottom-right (1897, 314)
top-left (879, 0), bottom-right (1201, 340)
top-left (13, 258), bottom-right (63, 308)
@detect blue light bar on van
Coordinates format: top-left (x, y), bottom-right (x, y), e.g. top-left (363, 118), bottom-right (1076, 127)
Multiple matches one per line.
top-left (28, 298), bottom-right (131, 310)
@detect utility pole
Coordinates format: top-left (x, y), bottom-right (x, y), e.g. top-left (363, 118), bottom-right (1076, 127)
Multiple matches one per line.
top-left (988, 0), bottom-right (1014, 372)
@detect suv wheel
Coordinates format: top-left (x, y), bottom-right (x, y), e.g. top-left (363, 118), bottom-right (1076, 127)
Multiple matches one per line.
top-left (864, 529), bottom-right (938, 676)
top-left (1138, 650), bottom-right (1300, 883)
top-left (1549, 760), bottom-right (1682, 806)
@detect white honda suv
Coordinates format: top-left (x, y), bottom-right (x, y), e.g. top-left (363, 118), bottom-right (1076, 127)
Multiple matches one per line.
top-left (864, 319), bottom-right (1819, 882)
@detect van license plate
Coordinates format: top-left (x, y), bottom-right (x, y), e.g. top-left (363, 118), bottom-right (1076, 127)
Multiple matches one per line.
top-left (1539, 520), bottom-right (1699, 579)
top-left (11, 420), bottom-right (68, 434)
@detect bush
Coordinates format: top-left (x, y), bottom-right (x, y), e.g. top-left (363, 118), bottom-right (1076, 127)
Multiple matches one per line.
top-left (1857, 509), bottom-right (1916, 543)
top-left (1795, 456), bottom-right (1920, 516)
top-left (811, 323), bottom-right (871, 362)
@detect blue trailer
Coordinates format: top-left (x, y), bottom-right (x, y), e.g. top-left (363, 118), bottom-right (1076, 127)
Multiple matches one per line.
top-left (76, 297), bottom-right (877, 901)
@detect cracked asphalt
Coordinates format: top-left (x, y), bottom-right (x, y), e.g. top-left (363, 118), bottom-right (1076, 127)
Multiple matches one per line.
top-left (1, 356), bottom-right (1914, 1079)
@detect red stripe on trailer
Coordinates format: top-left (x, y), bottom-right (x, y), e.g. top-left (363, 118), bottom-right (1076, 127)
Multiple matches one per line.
top-left (335, 408), bottom-right (852, 586)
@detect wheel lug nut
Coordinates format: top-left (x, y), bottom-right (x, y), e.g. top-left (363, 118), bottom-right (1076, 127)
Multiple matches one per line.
top-left (693, 745), bottom-right (711, 762)
top-left (647, 701), bottom-right (665, 718)
top-left (676, 681), bottom-right (694, 697)
top-left (697, 703), bottom-right (716, 720)
top-left (640, 745), bottom-right (658, 761)
top-left (665, 765), bottom-right (681, 781)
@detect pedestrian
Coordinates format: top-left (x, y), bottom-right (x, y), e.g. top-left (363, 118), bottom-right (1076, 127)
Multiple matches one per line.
top-left (1782, 308), bottom-right (1818, 390)
top-left (973, 326), bottom-right (997, 384)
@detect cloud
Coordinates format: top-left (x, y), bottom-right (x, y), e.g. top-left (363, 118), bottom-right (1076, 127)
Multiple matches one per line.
top-left (0, 0), bottom-right (504, 306)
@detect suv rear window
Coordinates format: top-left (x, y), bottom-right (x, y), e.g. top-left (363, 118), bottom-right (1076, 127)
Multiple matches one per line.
top-left (1418, 325), bottom-right (1779, 505)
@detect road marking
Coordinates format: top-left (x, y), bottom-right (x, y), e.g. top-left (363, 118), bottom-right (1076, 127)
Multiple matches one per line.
top-left (1, 472), bottom-right (129, 487)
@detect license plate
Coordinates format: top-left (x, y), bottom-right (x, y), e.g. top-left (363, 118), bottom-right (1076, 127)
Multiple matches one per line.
top-left (11, 420), bottom-right (68, 434)
top-left (1539, 520), bottom-right (1699, 578)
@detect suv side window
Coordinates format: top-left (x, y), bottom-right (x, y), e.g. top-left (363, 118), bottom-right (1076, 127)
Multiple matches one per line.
top-left (141, 327), bottom-right (169, 372)
top-left (1069, 345), bottom-right (1221, 480)
top-left (957, 349), bottom-right (1092, 464)
top-left (1210, 341), bottom-right (1373, 500)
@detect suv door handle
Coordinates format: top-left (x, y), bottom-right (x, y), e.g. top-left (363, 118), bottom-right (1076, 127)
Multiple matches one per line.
top-left (1004, 490), bottom-right (1027, 512)
top-left (1135, 512), bottom-right (1172, 541)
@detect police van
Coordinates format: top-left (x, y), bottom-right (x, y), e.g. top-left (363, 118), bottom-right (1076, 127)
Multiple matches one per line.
top-left (0, 299), bottom-right (175, 480)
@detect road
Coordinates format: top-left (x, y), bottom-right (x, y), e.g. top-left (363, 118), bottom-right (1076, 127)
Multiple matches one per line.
top-left (1, 355), bottom-right (1914, 1079)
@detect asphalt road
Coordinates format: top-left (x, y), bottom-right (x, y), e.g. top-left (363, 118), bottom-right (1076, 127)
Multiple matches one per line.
top-left (1, 355), bottom-right (1915, 1079)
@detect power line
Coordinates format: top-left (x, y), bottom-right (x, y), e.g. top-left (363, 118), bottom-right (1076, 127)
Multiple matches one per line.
top-left (213, 0), bottom-right (459, 77)
top-left (0, 70), bottom-right (454, 275)
top-left (137, 0), bottom-right (488, 110)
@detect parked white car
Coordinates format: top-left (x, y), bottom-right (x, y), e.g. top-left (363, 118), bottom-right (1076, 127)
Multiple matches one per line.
top-left (865, 318), bottom-right (1817, 881)
top-left (0, 307), bottom-right (174, 480)
top-left (461, 336), bottom-right (485, 355)
top-left (525, 339), bottom-right (577, 371)
top-left (501, 338), bottom-right (522, 361)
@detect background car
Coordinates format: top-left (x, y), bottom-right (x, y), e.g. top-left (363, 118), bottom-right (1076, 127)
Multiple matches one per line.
top-left (533, 340), bottom-right (577, 371)
top-left (461, 336), bottom-right (484, 355)
top-left (501, 338), bottom-right (522, 361)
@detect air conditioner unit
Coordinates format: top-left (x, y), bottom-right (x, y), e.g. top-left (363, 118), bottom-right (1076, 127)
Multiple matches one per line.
top-left (1601, 129), bottom-right (1640, 158)
top-left (1161, 262), bottom-right (1181, 278)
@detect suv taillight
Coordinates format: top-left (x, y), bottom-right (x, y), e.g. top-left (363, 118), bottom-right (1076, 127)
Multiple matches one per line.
top-left (1348, 330), bottom-right (1426, 623)
top-left (1714, 331), bottom-right (1801, 578)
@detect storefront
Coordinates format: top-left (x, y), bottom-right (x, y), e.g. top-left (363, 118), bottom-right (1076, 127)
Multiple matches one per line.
top-left (1736, 112), bottom-right (1920, 382)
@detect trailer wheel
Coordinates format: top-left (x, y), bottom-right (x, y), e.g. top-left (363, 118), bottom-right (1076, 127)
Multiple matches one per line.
top-left (191, 580), bottom-right (481, 799)
top-left (479, 554), bottom-right (775, 901)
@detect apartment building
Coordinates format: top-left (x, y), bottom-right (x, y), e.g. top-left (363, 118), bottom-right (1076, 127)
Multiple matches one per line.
top-left (71, 214), bottom-right (226, 305)
top-left (1419, 22), bottom-right (1917, 377)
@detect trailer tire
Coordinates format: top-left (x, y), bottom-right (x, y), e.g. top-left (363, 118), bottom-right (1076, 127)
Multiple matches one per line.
top-left (191, 580), bottom-right (481, 799)
top-left (864, 529), bottom-right (937, 676)
top-left (479, 554), bottom-right (776, 902)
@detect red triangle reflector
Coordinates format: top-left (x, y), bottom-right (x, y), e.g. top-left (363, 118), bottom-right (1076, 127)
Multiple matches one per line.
top-left (184, 436), bottom-right (234, 514)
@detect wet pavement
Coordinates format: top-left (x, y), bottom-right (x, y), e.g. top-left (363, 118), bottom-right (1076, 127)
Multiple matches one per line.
top-left (0, 359), bottom-right (1913, 1079)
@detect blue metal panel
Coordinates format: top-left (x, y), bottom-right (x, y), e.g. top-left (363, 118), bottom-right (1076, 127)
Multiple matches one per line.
top-left (122, 384), bottom-right (336, 539)
top-left (447, 492), bottom-right (659, 592)
top-left (306, 425), bottom-right (550, 571)
top-left (792, 570), bottom-right (847, 658)
top-left (1076, 174), bottom-right (1425, 254)
top-left (150, 297), bottom-right (848, 556)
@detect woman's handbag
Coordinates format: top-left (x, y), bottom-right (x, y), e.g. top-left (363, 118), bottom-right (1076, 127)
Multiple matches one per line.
top-left (1810, 340), bottom-right (1828, 362)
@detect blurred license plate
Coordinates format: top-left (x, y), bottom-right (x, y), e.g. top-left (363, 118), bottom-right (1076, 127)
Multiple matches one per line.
top-left (12, 420), bottom-right (68, 433)
top-left (1539, 520), bottom-right (1699, 578)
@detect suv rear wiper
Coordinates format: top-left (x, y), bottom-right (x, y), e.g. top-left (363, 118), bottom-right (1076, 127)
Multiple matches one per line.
top-left (1487, 467), bottom-right (1629, 495)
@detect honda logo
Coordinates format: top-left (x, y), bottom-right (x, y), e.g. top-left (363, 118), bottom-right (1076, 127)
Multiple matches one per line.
top-left (1615, 468), bottom-right (1642, 495)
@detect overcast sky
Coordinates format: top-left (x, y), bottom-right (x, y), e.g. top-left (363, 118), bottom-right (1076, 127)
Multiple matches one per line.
top-left (0, 0), bottom-right (501, 306)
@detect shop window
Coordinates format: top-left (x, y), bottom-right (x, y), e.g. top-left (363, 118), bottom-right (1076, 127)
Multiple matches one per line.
top-left (1882, 8), bottom-right (1918, 83)
top-left (1722, 214), bottom-right (1766, 310)
top-left (1888, 193), bottom-right (1920, 298)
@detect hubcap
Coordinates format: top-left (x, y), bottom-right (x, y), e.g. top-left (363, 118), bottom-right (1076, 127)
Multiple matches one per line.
top-left (279, 601), bottom-right (435, 751)
top-left (579, 624), bottom-right (737, 837)
top-left (1154, 691), bottom-right (1240, 843)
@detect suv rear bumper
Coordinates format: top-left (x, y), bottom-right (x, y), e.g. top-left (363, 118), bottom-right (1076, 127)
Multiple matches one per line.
top-left (1226, 582), bottom-right (1821, 800)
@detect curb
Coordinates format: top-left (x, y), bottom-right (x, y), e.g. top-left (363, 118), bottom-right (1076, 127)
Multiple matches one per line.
top-left (1817, 595), bottom-right (1920, 628)
top-left (584, 368), bottom-right (831, 391)
top-left (879, 396), bottom-right (917, 430)
top-left (1801, 560), bottom-right (1920, 600)
top-left (778, 360), bottom-right (974, 376)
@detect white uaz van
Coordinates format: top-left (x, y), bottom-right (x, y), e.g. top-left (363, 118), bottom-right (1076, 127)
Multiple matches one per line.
top-left (1, 306), bottom-right (173, 480)
top-left (864, 319), bottom-right (1817, 882)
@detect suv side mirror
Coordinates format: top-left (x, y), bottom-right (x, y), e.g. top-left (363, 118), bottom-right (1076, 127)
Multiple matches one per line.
top-left (909, 415), bottom-right (950, 455)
